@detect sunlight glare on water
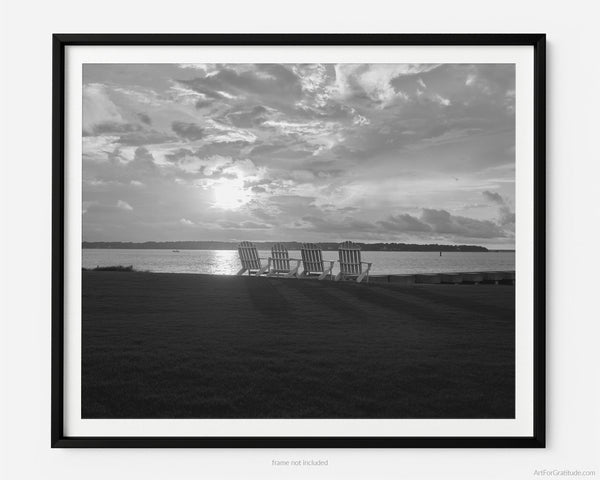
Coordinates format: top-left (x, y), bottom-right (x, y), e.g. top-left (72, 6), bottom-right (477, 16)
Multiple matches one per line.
top-left (83, 249), bottom-right (515, 275)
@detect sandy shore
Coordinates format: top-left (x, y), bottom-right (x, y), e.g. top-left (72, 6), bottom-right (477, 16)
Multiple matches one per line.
top-left (82, 271), bottom-right (515, 419)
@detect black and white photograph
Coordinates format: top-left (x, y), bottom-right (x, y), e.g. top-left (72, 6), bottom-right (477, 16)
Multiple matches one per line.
top-left (6, 0), bottom-right (600, 476)
top-left (80, 61), bottom-right (518, 420)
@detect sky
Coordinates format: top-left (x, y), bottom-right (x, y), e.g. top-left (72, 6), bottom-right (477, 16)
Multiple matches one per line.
top-left (82, 63), bottom-right (515, 248)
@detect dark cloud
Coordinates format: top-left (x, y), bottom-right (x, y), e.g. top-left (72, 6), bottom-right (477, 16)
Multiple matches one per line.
top-left (116, 130), bottom-right (175, 146)
top-left (421, 209), bottom-right (505, 238)
top-left (194, 140), bottom-right (254, 158)
top-left (377, 214), bottom-right (432, 233)
top-left (137, 113), bottom-right (152, 125)
top-left (482, 190), bottom-right (505, 204)
top-left (82, 115), bottom-right (172, 146)
top-left (389, 73), bottom-right (428, 98)
top-left (133, 146), bottom-right (154, 161)
top-left (195, 99), bottom-right (214, 109)
top-left (171, 121), bottom-right (204, 141)
top-left (84, 121), bottom-right (142, 136)
top-left (129, 147), bottom-right (157, 173)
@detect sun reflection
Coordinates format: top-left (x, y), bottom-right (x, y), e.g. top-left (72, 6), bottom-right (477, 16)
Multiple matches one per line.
top-left (211, 249), bottom-right (240, 274)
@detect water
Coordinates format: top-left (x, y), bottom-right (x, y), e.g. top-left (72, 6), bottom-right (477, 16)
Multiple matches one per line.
top-left (83, 249), bottom-right (515, 276)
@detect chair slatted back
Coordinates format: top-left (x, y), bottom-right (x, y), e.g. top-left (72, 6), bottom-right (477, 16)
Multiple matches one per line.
top-left (338, 241), bottom-right (362, 275)
top-left (301, 243), bottom-right (325, 273)
top-left (270, 243), bottom-right (290, 271)
top-left (238, 241), bottom-right (261, 271)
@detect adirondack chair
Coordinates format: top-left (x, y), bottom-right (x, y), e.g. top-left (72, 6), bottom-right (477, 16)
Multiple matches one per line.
top-left (300, 243), bottom-right (334, 280)
top-left (236, 241), bottom-right (269, 276)
top-left (335, 241), bottom-right (372, 283)
top-left (267, 243), bottom-right (301, 278)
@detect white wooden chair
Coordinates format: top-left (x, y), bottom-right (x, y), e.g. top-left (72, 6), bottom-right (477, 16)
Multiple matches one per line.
top-left (267, 243), bottom-right (301, 278)
top-left (300, 243), bottom-right (334, 280)
top-left (335, 241), bottom-right (372, 283)
top-left (236, 241), bottom-right (269, 276)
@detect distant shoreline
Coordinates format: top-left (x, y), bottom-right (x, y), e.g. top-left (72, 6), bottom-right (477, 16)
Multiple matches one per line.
top-left (82, 241), bottom-right (512, 252)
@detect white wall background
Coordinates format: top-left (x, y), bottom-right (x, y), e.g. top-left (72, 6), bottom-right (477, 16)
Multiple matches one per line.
top-left (0, 1), bottom-right (598, 478)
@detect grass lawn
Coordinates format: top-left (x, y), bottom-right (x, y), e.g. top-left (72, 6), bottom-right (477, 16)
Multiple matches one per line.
top-left (82, 271), bottom-right (515, 419)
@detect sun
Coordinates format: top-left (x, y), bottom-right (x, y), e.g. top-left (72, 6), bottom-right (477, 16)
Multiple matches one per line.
top-left (212, 179), bottom-right (251, 210)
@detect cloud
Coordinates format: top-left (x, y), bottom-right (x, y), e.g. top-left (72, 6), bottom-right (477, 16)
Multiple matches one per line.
top-left (377, 214), bottom-right (431, 233)
top-left (85, 121), bottom-right (142, 136)
top-left (482, 190), bottom-right (505, 204)
top-left (373, 209), bottom-right (512, 240)
top-left (178, 64), bottom-right (303, 101)
top-left (117, 200), bottom-right (133, 211)
top-left (481, 191), bottom-right (515, 228)
top-left (499, 206), bottom-right (515, 226)
top-left (225, 105), bottom-right (270, 128)
top-left (81, 63), bottom-right (515, 246)
top-left (171, 153), bottom-right (213, 175)
top-left (434, 94), bottom-right (451, 106)
top-left (205, 121), bottom-right (257, 144)
top-left (137, 113), bottom-right (152, 125)
top-left (82, 83), bottom-right (123, 132)
top-left (421, 208), bottom-right (505, 238)
top-left (112, 86), bottom-right (162, 106)
top-left (117, 130), bottom-right (175, 146)
top-left (180, 218), bottom-right (194, 225)
top-left (122, 147), bottom-right (159, 175)
top-left (132, 146), bottom-right (155, 163)
top-left (334, 64), bottom-right (438, 107)
top-left (219, 220), bottom-right (271, 229)
top-left (171, 121), bottom-right (204, 141)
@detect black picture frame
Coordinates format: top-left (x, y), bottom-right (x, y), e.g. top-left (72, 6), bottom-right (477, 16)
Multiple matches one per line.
top-left (52, 33), bottom-right (546, 448)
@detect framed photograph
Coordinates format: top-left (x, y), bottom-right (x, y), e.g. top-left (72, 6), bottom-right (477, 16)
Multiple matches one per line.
top-left (52, 33), bottom-right (545, 447)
